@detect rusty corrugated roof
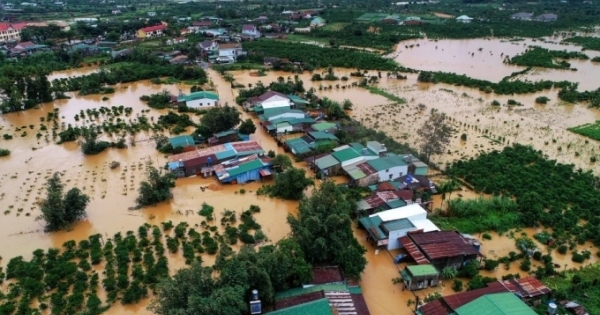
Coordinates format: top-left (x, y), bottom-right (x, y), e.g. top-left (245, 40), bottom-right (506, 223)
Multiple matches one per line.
top-left (399, 236), bottom-right (430, 264)
top-left (408, 231), bottom-right (481, 260)
top-left (418, 300), bottom-right (453, 315)
top-left (503, 277), bottom-right (551, 298)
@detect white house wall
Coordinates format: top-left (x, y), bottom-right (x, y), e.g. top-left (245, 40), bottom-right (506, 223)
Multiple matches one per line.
top-left (261, 95), bottom-right (291, 109)
top-left (276, 124), bottom-right (293, 134)
top-left (376, 165), bottom-right (408, 182)
top-left (187, 98), bottom-right (217, 108)
top-left (387, 228), bottom-right (417, 250)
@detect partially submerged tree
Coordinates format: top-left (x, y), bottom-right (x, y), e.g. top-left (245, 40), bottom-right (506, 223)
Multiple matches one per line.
top-left (196, 106), bottom-right (241, 138)
top-left (238, 118), bottom-right (256, 135)
top-left (271, 154), bottom-right (292, 172)
top-left (136, 166), bottom-right (176, 208)
top-left (287, 181), bottom-right (367, 279)
top-left (39, 172), bottom-right (90, 232)
top-left (417, 109), bottom-right (453, 162)
top-left (267, 168), bottom-right (314, 200)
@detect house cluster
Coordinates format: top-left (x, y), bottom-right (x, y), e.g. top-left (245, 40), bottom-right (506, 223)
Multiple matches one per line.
top-left (265, 266), bottom-right (371, 315)
top-left (417, 276), bottom-right (551, 315)
top-left (510, 12), bottom-right (558, 22)
top-left (167, 139), bottom-right (271, 184)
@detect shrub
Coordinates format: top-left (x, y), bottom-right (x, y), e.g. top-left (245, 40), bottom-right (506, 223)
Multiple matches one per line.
top-left (520, 258), bottom-right (531, 271)
top-left (198, 203), bottom-right (214, 220)
top-left (452, 279), bottom-right (463, 292)
top-left (535, 96), bottom-right (550, 104)
top-left (0, 149), bottom-right (10, 157)
top-left (484, 259), bottom-right (499, 271)
top-left (558, 245), bottom-right (568, 254)
top-left (482, 233), bottom-right (492, 240)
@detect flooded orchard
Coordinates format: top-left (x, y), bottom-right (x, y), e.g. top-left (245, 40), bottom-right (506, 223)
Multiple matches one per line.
top-left (2, 36), bottom-right (600, 315)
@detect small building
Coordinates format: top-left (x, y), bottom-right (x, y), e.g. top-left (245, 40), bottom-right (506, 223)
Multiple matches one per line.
top-left (502, 277), bottom-right (551, 304)
top-left (242, 24), bottom-right (261, 38)
top-left (400, 230), bottom-right (483, 270)
top-left (255, 15), bottom-right (269, 23)
top-left (285, 137), bottom-right (313, 156)
top-left (294, 27), bottom-right (311, 33)
top-left (0, 22), bottom-right (28, 42)
top-left (248, 91), bottom-right (292, 113)
top-left (314, 155), bottom-right (342, 177)
top-left (454, 293), bottom-right (538, 315)
top-left (310, 17), bottom-right (326, 28)
top-left (208, 129), bottom-right (245, 146)
top-left (456, 15), bottom-right (473, 23)
top-left (166, 37), bottom-right (187, 45)
top-left (309, 122), bottom-right (338, 133)
top-left (169, 135), bottom-right (195, 150)
top-left (262, 116), bottom-right (315, 135)
top-left (137, 24), bottom-right (166, 38)
top-left (382, 15), bottom-right (402, 24)
top-left (274, 283), bottom-right (371, 315)
top-left (511, 12), bottom-right (534, 20)
top-left (269, 298), bottom-right (333, 315)
top-left (177, 91), bottom-right (219, 108)
top-left (535, 13), bottom-right (557, 22)
top-left (400, 264), bottom-right (439, 291)
top-left (417, 281), bottom-right (510, 315)
top-left (258, 108), bottom-right (306, 122)
top-left (217, 42), bottom-right (244, 63)
top-left (214, 155), bottom-right (272, 184)
top-left (346, 156), bottom-right (408, 187)
top-left (403, 154), bottom-right (428, 175)
top-left (358, 204), bottom-right (439, 250)
top-left (198, 39), bottom-right (218, 53)
top-left (147, 12), bottom-right (157, 17)
top-left (367, 141), bottom-right (387, 156)
top-left (355, 189), bottom-right (413, 214)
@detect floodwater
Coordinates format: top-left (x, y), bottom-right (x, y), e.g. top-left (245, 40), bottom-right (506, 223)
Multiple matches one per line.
top-left (2, 35), bottom-right (600, 314)
top-left (393, 37), bottom-right (600, 90)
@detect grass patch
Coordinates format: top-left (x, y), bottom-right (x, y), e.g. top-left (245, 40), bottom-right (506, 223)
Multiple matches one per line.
top-left (431, 196), bottom-right (520, 233)
top-left (568, 121), bottom-right (600, 141)
top-left (322, 22), bottom-right (349, 31)
top-left (283, 34), bottom-right (330, 45)
top-left (542, 263), bottom-right (600, 315)
top-left (363, 86), bottom-right (406, 104)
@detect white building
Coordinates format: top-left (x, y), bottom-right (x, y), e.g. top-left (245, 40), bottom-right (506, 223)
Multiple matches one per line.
top-left (359, 204), bottom-right (440, 250)
top-left (241, 24), bottom-right (260, 38)
top-left (248, 91), bottom-right (291, 111)
top-left (456, 15), bottom-right (473, 23)
top-left (177, 91), bottom-right (219, 108)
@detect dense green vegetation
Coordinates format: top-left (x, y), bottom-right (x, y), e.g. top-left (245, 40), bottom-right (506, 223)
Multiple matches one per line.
top-left (0, 148), bottom-right (10, 156)
top-left (40, 172), bottom-right (90, 232)
top-left (302, 22), bottom-right (420, 50)
top-left (541, 264), bottom-right (600, 315)
top-left (135, 166), bottom-right (176, 208)
top-left (195, 106), bottom-right (241, 138)
top-left (564, 36), bottom-right (600, 51)
top-left (258, 168), bottom-right (314, 200)
top-left (288, 181), bottom-right (367, 279)
top-left (447, 144), bottom-right (600, 245)
top-left (244, 40), bottom-right (400, 71)
top-left (432, 197), bottom-right (520, 233)
top-left (568, 121), bottom-right (600, 142)
top-left (508, 47), bottom-right (589, 69)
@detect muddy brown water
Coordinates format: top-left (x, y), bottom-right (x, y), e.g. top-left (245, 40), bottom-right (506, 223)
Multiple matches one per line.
top-left (2, 40), bottom-right (600, 314)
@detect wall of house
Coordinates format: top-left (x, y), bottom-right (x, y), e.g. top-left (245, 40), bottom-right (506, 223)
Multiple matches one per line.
top-left (387, 227), bottom-right (417, 250)
top-left (261, 96), bottom-right (291, 109)
top-left (137, 30), bottom-right (146, 38)
top-left (356, 174), bottom-right (379, 187)
top-left (406, 274), bottom-right (439, 290)
top-left (276, 124), bottom-right (293, 134)
top-left (187, 98), bottom-right (217, 108)
top-left (414, 166), bottom-right (428, 176)
top-left (376, 165), bottom-right (408, 182)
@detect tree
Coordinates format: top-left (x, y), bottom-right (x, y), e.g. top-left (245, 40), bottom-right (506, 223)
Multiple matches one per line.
top-left (437, 178), bottom-right (461, 208)
top-left (417, 109), bottom-right (453, 162)
top-left (105, 31), bottom-right (120, 42)
top-left (268, 168), bottom-right (314, 200)
top-left (238, 118), bottom-right (256, 135)
top-left (135, 166), bottom-right (176, 208)
top-left (39, 173), bottom-right (90, 232)
top-left (287, 181), bottom-right (367, 279)
top-left (342, 99), bottom-right (353, 111)
top-left (272, 154), bottom-right (292, 172)
top-left (197, 106), bottom-right (241, 138)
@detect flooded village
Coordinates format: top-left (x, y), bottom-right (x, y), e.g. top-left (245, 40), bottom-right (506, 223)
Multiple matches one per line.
top-left (2, 4), bottom-right (600, 315)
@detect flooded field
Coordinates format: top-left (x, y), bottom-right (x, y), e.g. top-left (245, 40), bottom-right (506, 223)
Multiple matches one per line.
top-left (2, 36), bottom-right (600, 315)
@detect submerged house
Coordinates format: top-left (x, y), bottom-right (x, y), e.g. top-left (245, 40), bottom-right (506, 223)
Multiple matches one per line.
top-left (208, 129), bottom-right (249, 146)
top-left (400, 264), bottom-right (439, 291)
top-left (358, 204), bottom-right (439, 250)
top-left (167, 140), bottom-right (264, 177)
top-left (169, 135), bottom-right (196, 151)
top-left (247, 91), bottom-right (292, 114)
top-left (177, 91), bottom-right (219, 108)
top-left (400, 230), bottom-right (483, 270)
top-left (213, 154), bottom-right (272, 184)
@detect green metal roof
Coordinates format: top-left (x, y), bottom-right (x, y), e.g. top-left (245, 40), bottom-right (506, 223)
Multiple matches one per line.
top-left (225, 159), bottom-right (266, 177)
top-left (406, 264), bottom-right (438, 277)
top-left (358, 216), bottom-right (386, 240)
top-left (347, 168), bottom-right (366, 180)
top-left (213, 129), bottom-right (237, 138)
top-left (263, 106), bottom-right (291, 116)
top-left (455, 293), bottom-right (538, 315)
top-left (178, 91), bottom-right (219, 102)
top-left (315, 155), bottom-right (340, 170)
top-left (367, 156), bottom-right (408, 172)
top-left (381, 218), bottom-right (414, 233)
top-left (275, 284), bottom-right (349, 300)
top-left (332, 147), bottom-right (360, 162)
top-left (215, 149), bottom-right (237, 160)
top-left (309, 131), bottom-right (338, 141)
top-left (287, 94), bottom-right (310, 105)
top-left (311, 122), bottom-right (337, 132)
top-left (269, 117), bottom-right (314, 126)
top-left (386, 199), bottom-right (407, 209)
top-left (285, 138), bottom-right (312, 155)
top-left (268, 298), bottom-right (332, 315)
top-left (169, 135), bottom-right (195, 148)
top-left (311, 16), bottom-right (326, 24)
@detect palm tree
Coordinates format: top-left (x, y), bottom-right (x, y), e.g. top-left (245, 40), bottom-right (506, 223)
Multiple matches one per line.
top-left (438, 177), bottom-right (461, 209)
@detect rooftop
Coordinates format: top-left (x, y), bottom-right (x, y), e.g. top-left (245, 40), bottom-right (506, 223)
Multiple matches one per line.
top-left (315, 155), bottom-right (340, 170)
top-left (418, 281), bottom-right (510, 315)
top-left (309, 131), bottom-right (338, 141)
top-left (358, 216), bottom-right (386, 241)
top-left (455, 292), bottom-right (538, 315)
top-left (502, 277), bottom-right (551, 299)
top-left (408, 230), bottom-right (481, 260)
top-left (332, 147), bottom-right (361, 162)
top-left (406, 264), bottom-right (438, 277)
top-left (311, 122), bottom-right (337, 132)
top-left (367, 156), bottom-right (408, 172)
top-left (178, 91), bottom-right (219, 102)
top-left (141, 24), bottom-right (166, 32)
top-left (381, 218), bottom-right (414, 233)
top-left (286, 137), bottom-right (312, 154)
top-left (169, 135), bottom-right (195, 148)
top-left (268, 298), bottom-right (332, 315)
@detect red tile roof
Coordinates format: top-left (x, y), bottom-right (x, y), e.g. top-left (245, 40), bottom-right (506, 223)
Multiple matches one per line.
top-left (193, 21), bottom-right (212, 26)
top-left (408, 231), bottom-right (481, 260)
top-left (16, 41), bottom-right (35, 48)
top-left (0, 22), bottom-right (27, 31)
top-left (242, 24), bottom-right (256, 31)
top-left (356, 162), bottom-right (377, 176)
top-left (502, 276), bottom-right (551, 299)
top-left (311, 266), bottom-right (344, 284)
top-left (140, 24), bottom-right (166, 32)
top-left (230, 140), bottom-right (262, 153)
